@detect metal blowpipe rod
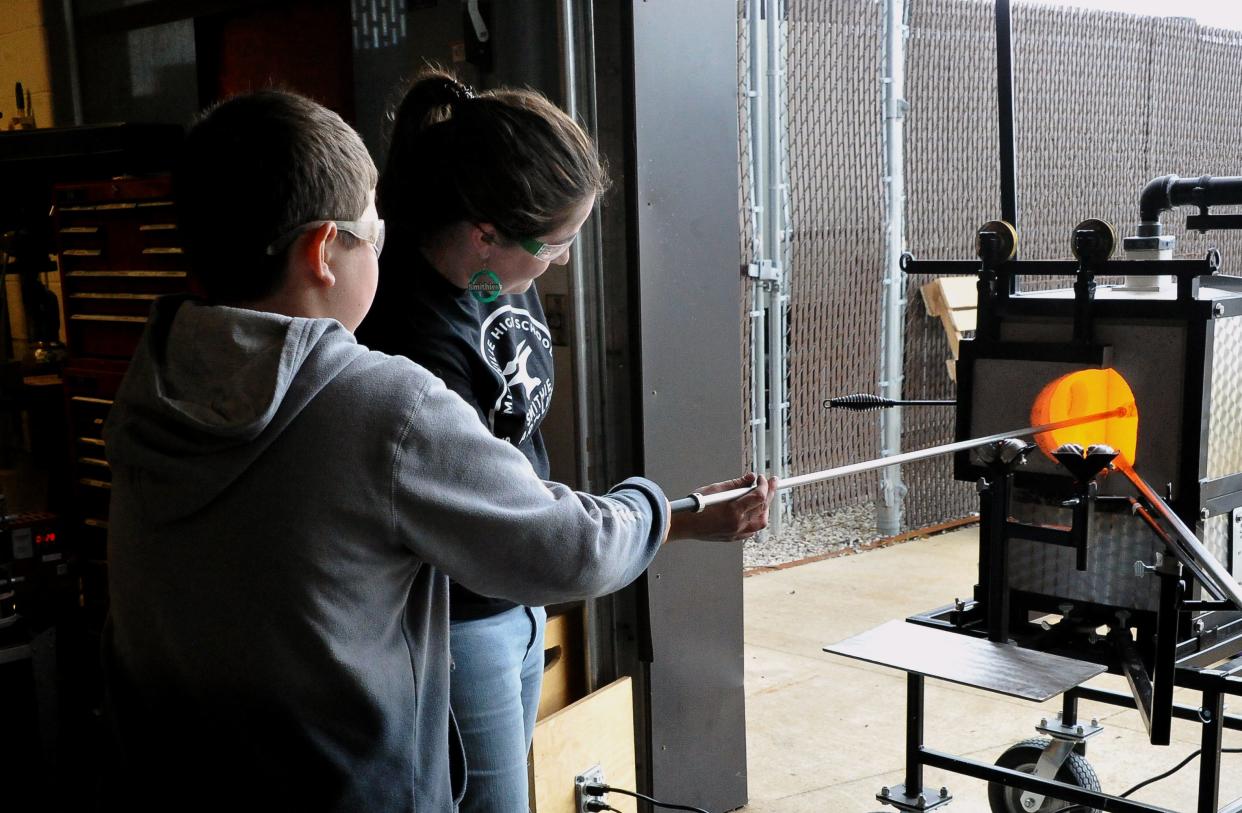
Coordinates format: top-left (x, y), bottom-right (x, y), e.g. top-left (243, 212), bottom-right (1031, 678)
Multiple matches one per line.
top-left (1115, 461), bottom-right (1242, 609)
top-left (825, 393), bottom-right (955, 411)
top-left (668, 407), bottom-right (1129, 514)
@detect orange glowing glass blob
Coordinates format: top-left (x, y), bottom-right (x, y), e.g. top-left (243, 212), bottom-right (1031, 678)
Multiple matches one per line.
top-left (1030, 368), bottom-right (1139, 465)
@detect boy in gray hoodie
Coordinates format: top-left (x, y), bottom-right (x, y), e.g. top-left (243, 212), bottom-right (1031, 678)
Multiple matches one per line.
top-left (102, 91), bottom-right (772, 812)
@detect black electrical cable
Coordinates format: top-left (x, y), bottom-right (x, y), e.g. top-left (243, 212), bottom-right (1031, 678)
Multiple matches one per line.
top-left (1119, 747), bottom-right (1242, 799)
top-left (584, 803), bottom-right (622, 813)
top-left (583, 784), bottom-right (714, 813)
top-left (1039, 746), bottom-right (1242, 812)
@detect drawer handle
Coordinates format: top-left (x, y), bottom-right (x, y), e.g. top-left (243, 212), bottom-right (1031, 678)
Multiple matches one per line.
top-left (63, 249), bottom-right (102, 257)
top-left (78, 478), bottom-right (112, 490)
top-left (83, 518), bottom-right (110, 530)
top-left (78, 437), bottom-right (106, 447)
top-left (78, 456), bottom-right (110, 469)
top-left (138, 224), bottom-right (177, 231)
top-left (70, 292), bottom-right (160, 301)
top-left (68, 270), bottom-right (186, 278)
top-left (141, 247), bottom-right (184, 255)
top-left (71, 396), bottom-right (113, 406)
top-left (70, 314), bottom-right (148, 323)
top-left (60, 226), bottom-right (100, 234)
top-left (542, 645), bottom-right (563, 672)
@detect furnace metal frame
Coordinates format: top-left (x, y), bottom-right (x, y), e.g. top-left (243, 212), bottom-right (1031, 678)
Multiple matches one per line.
top-left (826, 0), bottom-right (1242, 806)
top-left (830, 241), bottom-right (1242, 813)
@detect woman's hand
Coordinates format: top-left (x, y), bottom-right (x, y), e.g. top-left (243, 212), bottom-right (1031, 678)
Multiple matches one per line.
top-left (666, 472), bottom-right (777, 543)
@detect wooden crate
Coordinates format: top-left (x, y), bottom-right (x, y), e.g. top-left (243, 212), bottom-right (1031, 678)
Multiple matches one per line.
top-left (920, 276), bottom-right (977, 381)
top-left (530, 677), bottom-right (637, 813)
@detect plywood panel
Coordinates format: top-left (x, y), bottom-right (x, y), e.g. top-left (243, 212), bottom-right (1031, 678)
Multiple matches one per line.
top-left (537, 605), bottom-right (587, 721)
top-left (0, 0), bottom-right (42, 36)
top-left (530, 677), bottom-right (637, 813)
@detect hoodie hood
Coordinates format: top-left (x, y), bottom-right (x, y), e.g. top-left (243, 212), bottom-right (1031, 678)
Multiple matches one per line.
top-left (105, 296), bottom-right (364, 522)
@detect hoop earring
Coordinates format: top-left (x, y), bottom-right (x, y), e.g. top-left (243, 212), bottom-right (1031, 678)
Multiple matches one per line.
top-left (467, 269), bottom-right (502, 303)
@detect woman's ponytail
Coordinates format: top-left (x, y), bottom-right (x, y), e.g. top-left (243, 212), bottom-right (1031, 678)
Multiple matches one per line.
top-left (381, 66), bottom-right (609, 246)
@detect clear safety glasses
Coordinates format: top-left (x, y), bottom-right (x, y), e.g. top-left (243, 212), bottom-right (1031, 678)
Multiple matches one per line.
top-left (519, 233), bottom-right (577, 262)
top-left (265, 219), bottom-right (386, 258)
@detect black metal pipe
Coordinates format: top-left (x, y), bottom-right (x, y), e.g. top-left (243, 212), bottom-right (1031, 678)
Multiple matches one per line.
top-left (919, 747), bottom-right (1179, 813)
top-left (1138, 174), bottom-right (1179, 228)
top-left (901, 257), bottom-right (1218, 278)
top-left (995, 0), bottom-right (1018, 272)
top-left (1200, 689), bottom-right (1224, 813)
top-left (1061, 691), bottom-right (1078, 728)
top-left (984, 472), bottom-right (1012, 643)
top-left (1072, 685), bottom-right (1242, 732)
top-left (905, 673), bottom-right (924, 796)
top-left (1138, 174), bottom-right (1242, 232)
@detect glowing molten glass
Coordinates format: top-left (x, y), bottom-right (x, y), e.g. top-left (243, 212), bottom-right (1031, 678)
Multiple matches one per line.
top-left (1031, 368), bottom-right (1139, 465)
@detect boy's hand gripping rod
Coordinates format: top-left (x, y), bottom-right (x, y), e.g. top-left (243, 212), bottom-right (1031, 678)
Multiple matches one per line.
top-left (668, 407), bottom-right (1130, 515)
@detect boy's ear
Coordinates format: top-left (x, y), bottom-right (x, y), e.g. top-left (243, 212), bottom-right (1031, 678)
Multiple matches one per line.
top-left (295, 222), bottom-right (338, 288)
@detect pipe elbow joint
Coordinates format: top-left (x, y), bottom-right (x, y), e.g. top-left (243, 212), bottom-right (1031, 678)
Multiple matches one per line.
top-left (1138, 174), bottom-right (1179, 231)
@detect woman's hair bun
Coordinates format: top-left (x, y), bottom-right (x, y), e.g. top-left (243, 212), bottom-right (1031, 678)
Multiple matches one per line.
top-left (446, 78), bottom-right (476, 105)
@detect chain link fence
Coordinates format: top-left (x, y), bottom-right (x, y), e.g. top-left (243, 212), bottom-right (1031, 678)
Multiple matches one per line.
top-left (739, 0), bottom-right (754, 474)
top-left (745, 0), bottom-right (1242, 539)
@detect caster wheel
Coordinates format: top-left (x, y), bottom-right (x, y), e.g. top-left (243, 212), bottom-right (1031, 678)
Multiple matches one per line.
top-left (988, 737), bottom-right (1101, 813)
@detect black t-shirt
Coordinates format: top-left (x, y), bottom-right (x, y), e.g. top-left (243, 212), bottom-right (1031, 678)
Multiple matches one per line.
top-left (357, 239), bottom-right (555, 620)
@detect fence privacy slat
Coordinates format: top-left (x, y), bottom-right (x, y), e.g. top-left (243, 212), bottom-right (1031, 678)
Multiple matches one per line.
top-left (747, 0), bottom-right (1242, 532)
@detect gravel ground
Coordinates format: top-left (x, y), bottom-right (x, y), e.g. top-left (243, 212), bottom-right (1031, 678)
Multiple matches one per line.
top-left (743, 503), bottom-right (980, 569)
top-left (743, 502), bottom-right (881, 569)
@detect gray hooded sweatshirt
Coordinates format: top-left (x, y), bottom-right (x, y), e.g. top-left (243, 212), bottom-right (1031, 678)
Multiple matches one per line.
top-left (102, 296), bottom-right (666, 812)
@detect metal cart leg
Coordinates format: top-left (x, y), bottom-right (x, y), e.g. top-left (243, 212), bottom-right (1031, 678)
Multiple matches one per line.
top-left (877, 673), bottom-right (951, 811)
top-left (906, 672), bottom-right (924, 797)
top-left (1062, 691), bottom-right (1078, 727)
top-left (1199, 688), bottom-right (1223, 813)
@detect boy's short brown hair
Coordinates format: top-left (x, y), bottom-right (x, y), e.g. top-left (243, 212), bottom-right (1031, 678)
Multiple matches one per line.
top-left (176, 90), bottom-right (378, 304)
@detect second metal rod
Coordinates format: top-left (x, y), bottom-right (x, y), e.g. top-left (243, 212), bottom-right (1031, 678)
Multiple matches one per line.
top-left (669, 407), bottom-right (1127, 513)
top-left (1116, 461), bottom-right (1242, 609)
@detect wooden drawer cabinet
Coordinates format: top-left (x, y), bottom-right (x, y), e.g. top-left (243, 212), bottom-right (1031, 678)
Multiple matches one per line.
top-left (61, 359), bottom-right (131, 564)
top-left (54, 178), bottom-right (188, 360)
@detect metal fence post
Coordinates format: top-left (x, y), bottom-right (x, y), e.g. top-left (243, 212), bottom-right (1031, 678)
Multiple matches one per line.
top-left (877, 0), bottom-right (910, 536)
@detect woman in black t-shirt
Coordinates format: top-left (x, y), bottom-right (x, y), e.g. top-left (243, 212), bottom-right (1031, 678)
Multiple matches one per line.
top-left (359, 69), bottom-right (773, 813)
top-left (357, 70), bottom-right (608, 813)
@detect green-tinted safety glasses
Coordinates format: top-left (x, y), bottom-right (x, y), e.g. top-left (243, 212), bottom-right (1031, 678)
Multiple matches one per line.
top-left (519, 234), bottom-right (577, 262)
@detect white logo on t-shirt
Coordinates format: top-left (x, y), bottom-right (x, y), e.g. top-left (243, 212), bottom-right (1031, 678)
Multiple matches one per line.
top-left (479, 305), bottom-right (554, 444)
top-left (500, 341), bottom-right (542, 397)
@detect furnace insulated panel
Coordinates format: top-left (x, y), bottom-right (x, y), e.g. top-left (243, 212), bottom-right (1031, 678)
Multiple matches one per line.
top-left (1009, 500), bottom-right (1164, 611)
top-left (957, 288), bottom-right (1242, 611)
top-left (1205, 314), bottom-right (1242, 568)
top-left (1207, 315), bottom-right (1242, 481)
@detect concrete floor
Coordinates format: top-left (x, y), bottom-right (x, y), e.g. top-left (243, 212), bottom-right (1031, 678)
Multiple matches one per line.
top-left (742, 527), bottom-right (1242, 812)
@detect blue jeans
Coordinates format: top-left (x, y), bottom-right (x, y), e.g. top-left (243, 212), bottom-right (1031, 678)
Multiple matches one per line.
top-left (450, 605), bottom-right (547, 813)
